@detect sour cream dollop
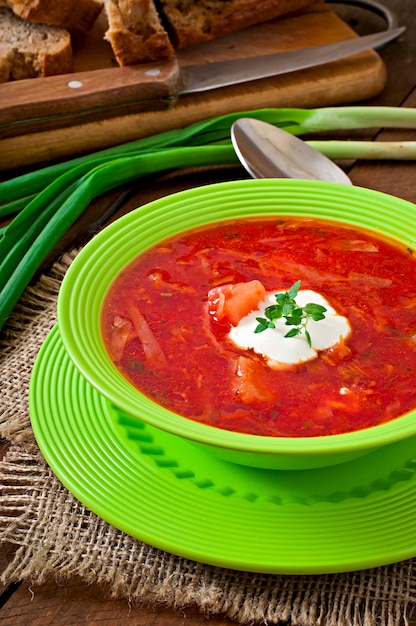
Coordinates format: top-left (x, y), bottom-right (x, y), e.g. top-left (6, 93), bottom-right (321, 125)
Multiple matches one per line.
top-left (228, 290), bottom-right (351, 368)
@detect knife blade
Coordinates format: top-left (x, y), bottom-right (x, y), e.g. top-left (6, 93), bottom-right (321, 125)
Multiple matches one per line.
top-left (181, 26), bottom-right (404, 94)
top-left (0, 26), bottom-right (404, 135)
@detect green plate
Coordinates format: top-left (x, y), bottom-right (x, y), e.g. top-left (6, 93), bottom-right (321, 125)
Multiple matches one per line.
top-left (29, 325), bottom-right (416, 574)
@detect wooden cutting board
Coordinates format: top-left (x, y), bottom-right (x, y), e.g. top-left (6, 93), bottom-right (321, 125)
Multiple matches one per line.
top-left (0, 0), bottom-right (386, 170)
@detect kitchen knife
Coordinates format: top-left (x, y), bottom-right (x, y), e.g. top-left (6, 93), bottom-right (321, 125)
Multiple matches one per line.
top-left (0, 26), bottom-right (404, 135)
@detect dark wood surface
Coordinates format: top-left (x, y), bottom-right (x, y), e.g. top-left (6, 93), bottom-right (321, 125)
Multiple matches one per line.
top-left (1, 1), bottom-right (416, 623)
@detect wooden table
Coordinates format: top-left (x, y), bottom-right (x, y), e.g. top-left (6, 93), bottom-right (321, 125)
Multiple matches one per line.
top-left (1, 0), bottom-right (416, 623)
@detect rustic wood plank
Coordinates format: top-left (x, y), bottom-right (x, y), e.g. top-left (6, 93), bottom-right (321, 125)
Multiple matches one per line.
top-left (359, 0), bottom-right (416, 107)
top-left (0, 576), bottom-right (237, 625)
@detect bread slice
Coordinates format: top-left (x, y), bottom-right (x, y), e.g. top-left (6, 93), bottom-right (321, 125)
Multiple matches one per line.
top-left (0, 0), bottom-right (103, 31)
top-left (104, 0), bottom-right (316, 66)
top-left (104, 0), bottom-right (174, 65)
top-left (159, 0), bottom-right (317, 49)
top-left (0, 6), bottom-right (72, 81)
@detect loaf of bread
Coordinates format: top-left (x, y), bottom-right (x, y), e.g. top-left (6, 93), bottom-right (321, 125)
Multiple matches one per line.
top-left (104, 0), bottom-right (316, 65)
top-left (0, 6), bottom-right (72, 81)
top-left (104, 0), bottom-right (174, 65)
top-left (159, 0), bottom-right (316, 49)
top-left (0, 0), bottom-right (103, 31)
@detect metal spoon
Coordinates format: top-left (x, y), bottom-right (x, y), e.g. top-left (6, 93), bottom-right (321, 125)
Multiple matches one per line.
top-left (231, 117), bottom-right (352, 185)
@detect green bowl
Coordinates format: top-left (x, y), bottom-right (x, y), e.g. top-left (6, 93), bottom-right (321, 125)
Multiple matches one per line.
top-left (57, 179), bottom-right (416, 470)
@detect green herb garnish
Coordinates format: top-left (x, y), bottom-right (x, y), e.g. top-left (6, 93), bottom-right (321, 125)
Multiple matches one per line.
top-left (254, 280), bottom-right (327, 347)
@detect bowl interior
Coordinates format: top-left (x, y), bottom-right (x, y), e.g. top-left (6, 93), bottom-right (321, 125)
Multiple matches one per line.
top-left (57, 179), bottom-right (416, 456)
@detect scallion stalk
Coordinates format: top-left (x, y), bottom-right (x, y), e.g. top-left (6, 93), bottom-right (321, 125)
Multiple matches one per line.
top-left (0, 183), bottom-right (79, 293)
top-left (0, 194), bottom-right (37, 218)
top-left (2, 106), bottom-right (416, 204)
top-left (2, 104), bottom-right (416, 331)
top-left (307, 141), bottom-right (416, 160)
top-left (0, 145), bottom-right (237, 329)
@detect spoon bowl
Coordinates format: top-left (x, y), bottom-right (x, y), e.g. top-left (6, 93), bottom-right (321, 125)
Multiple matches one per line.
top-left (231, 117), bottom-right (352, 185)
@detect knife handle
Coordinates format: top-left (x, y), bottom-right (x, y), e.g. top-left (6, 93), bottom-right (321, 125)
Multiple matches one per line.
top-left (0, 59), bottom-right (181, 138)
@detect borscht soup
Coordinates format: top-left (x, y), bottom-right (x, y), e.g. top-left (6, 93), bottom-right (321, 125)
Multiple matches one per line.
top-left (101, 216), bottom-right (416, 438)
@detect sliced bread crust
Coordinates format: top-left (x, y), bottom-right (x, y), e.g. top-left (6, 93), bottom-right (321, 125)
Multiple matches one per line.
top-left (0, 0), bottom-right (103, 31)
top-left (104, 0), bottom-right (174, 65)
top-left (103, 0), bottom-right (316, 66)
top-left (0, 6), bottom-right (72, 81)
top-left (159, 0), bottom-right (317, 49)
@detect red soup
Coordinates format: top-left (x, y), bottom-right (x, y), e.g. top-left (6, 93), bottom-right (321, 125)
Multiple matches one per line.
top-left (101, 217), bottom-right (416, 437)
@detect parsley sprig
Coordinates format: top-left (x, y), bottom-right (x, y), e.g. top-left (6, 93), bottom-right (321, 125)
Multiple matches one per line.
top-left (254, 280), bottom-right (327, 347)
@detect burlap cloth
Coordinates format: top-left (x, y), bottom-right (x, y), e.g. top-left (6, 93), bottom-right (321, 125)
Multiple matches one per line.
top-left (1, 251), bottom-right (416, 626)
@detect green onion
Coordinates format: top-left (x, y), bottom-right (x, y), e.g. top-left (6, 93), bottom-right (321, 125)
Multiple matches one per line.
top-left (2, 105), bottom-right (416, 331)
top-left (0, 194), bottom-right (37, 218)
top-left (2, 106), bottom-right (416, 205)
top-left (0, 145), bottom-right (237, 329)
top-left (308, 141), bottom-right (416, 160)
top-left (0, 183), bottom-right (79, 293)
